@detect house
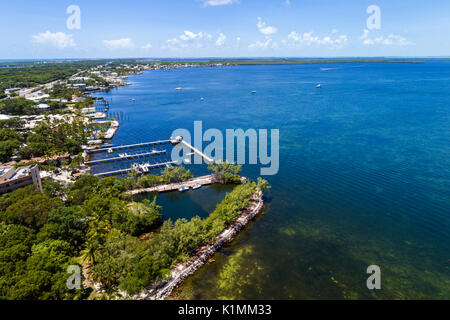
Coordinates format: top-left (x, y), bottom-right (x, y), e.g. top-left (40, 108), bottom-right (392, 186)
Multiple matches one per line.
top-left (0, 165), bottom-right (43, 195)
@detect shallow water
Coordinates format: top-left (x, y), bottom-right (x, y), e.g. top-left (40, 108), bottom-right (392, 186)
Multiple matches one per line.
top-left (93, 61), bottom-right (450, 299)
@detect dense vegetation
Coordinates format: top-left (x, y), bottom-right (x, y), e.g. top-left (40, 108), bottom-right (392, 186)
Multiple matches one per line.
top-left (0, 115), bottom-right (91, 163)
top-left (0, 60), bottom-right (108, 98)
top-left (208, 161), bottom-right (242, 184)
top-left (0, 165), bottom-right (268, 299)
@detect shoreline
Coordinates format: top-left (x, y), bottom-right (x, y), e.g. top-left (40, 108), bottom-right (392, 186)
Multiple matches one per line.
top-left (136, 190), bottom-right (264, 300)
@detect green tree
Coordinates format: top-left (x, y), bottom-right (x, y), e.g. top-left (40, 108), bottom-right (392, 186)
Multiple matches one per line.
top-left (208, 161), bottom-right (242, 184)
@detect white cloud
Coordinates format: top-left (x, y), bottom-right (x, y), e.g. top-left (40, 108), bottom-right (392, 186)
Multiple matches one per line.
top-left (180, 30), bottom-right (205, 41)
top-left (360, 29), bottom-right (415, 46)
top-left (32, 31), bottom-right (76, 49)
top-left (249, 37), bottom-right (278, 49)
top-left (202, 0), bottom-right (238, 6)
top-left (102, 38), bottom-right (134, 49)
top-left (285, 0), bottom-right (291, 6)
top-left (287, 31), bottom-right (348, 48)
top-left (142, 43), bottom-right (152, 49)
top-left (162, 30), bottom-right (213, 50)
top-left (216, 33), bottom-right (227, 46)
top-left (257, 17), bottom-right (277, 35)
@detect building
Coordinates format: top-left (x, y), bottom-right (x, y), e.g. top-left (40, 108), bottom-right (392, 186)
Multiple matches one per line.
top-left (0, 165), bottom-right (43, 195)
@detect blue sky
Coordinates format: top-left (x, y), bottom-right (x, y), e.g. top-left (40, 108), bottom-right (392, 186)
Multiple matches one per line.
top-left (0, 0), bottom-right (449, 59)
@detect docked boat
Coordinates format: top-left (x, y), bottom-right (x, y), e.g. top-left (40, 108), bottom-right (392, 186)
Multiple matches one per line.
top-left (119, 153), bottom-right (128, 159)
top-left (178, 185), bottom-right (189, 192)
top-left (192, 184), bottom-right (201, 190)
top-left (107, 148), bottom-right (113, 154)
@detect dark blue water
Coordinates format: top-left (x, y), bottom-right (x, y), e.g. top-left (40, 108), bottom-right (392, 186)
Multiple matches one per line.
top-left (93, 62), bottom-right (450, 299)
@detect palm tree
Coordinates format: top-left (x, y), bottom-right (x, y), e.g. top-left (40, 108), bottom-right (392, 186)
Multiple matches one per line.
top-left (81, 240), bottom-right (99, 265)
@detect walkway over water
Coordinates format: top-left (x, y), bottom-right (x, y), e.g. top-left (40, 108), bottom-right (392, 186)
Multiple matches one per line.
top-left (86, 150), bottom-right (167, 165)
top-left (170, 136), bottom-right (214, 164)
top-left (86, 140), bottom-right (172, 154)
top-left (94, 161), bottom-right (178, 177)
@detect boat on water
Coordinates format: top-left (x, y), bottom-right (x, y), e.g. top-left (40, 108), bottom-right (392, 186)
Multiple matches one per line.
top-left (107, 148), bottom-right (113, 154)
top-left (200, 97), bottom-right (205, 101)
top-left (175, 87), bottom-right (183, 91)
top-left (119, 153), bottom-right (128, 159)
top-left (251, 90), bottom-right (257, 94)
top-left (316, 84), bottom-right (322, 88)
top-left (184, 158), bottom-right (191, 164)
top-left (178, 185), bottom-right (189, 192)
top-left (192, 184), bottom-right (201, 190)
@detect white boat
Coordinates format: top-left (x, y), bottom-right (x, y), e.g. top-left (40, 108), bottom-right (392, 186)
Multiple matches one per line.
top-left (316, 84), bottom-right (322, 88)
top-left (178, 185), bottom-right (189, 192)
top-left (192, 184), bottom-right (201, 190)
top-left (132, 163), bottom-right (139, 170)
top-left (107, 148), bottom-right (113, 154)
top-left (175, 87), bottom-right (183, 91)
top-left (200, 97), bottom-right (205, 101)
top-left (119, 153), bottom-right (128, 159)
top-left (251, 90), bottom-right (257, 94)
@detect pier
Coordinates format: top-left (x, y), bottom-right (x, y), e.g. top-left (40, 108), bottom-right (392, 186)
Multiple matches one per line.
top-left (87, 140), bottom-right (171, 154)
top-left (127, 174), bottom-right (217, 195)
top-left (86, 150), bottom-right (167, 166)
top-left (94, 161), bottom-right (178, 177)
top-left (170, 136), bottom-right (214, 164)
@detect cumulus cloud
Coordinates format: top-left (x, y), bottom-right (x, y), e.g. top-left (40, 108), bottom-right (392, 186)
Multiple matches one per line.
top-left (102, 38), bottom-right (134, 49)
top-left (162, 30), bottom-right (213, 50)
top-left (32, 31), bottom-right (76, 49)
top-left (249, 37), bottom-right (278, 49)
top-left (141, 43), bottom-right (152, 49)
top-left (201, 0), bottom-right (239, 6)
top-left (257, 17), bottom-right (277, 35)
top-left (215, 33), bottom-right (227, 46)
top-left (360, 29), bottom-right (415, 46)
top-left (287, 31), bottom-right (348, 48)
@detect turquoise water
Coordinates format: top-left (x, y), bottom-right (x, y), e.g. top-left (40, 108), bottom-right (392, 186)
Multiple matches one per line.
top-left (93, 61), bottom-right (449, 299)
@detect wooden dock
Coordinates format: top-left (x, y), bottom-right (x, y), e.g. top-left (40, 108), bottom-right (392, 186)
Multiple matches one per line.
top-left (87, 140), bottom-right (171, 154)
top-left (95, 161), bottom-right (178, 177)
top-left (126, 174), bottom-right (217, 195)
top-left (86, 150), bottom-right (167, 165)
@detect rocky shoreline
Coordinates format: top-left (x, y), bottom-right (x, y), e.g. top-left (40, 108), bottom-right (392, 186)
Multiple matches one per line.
top-left (136, 190), bottom-right (264, 300)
